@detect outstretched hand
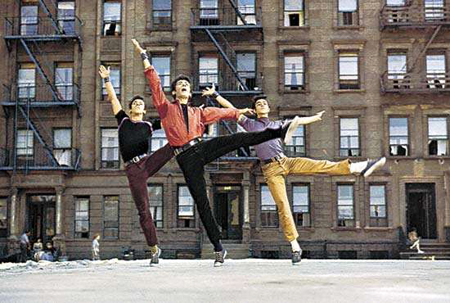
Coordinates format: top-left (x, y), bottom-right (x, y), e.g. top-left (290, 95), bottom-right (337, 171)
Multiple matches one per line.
top-left (201, 83), bottom-right (216, 97)
top-left (315, 110), bottom-right (325, 121)
top-left (98, 65), bottom-right (110, 79)
top-left (239, 108), bottom-right (256, 116)
top-left (132, 38), bottom-right (145, 53)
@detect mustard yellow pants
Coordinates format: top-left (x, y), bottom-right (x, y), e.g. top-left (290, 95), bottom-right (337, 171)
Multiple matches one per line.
top-left (262, 157), bottom-right (351, 242)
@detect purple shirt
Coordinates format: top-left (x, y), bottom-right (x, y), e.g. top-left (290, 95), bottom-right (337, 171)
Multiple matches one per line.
top-left (238, 116), bottom-right (286, 160)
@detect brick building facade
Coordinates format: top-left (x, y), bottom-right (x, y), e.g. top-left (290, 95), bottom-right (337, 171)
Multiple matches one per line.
top-left (1, 0), bottom-right (449, 260)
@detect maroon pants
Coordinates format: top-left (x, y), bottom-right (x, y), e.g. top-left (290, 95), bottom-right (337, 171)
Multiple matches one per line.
top-left (125, 144), bottom-right (174, 246)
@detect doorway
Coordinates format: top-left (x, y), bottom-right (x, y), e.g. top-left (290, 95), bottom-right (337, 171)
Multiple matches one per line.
top-left (214, 186), bottom-right (242, 240)
top-left (406, 183), bottom-right (437, 239)
top-left (27, 195), bottom-right (56, 244)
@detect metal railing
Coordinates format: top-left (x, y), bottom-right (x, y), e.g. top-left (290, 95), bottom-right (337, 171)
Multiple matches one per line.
top-left (4, 147), bottom-right (81, 170)
top-left (4, 16), bottom-right (82, 38)
top-left (1, 83), bottom-right (80, 105)
top-left (381, 72), bottom-right (450, 93)
top-left (194, 72), bottom-right (262, 92)
top-left (190, 7), bottom-right (262, 27)
top-left (380, 5), bottom-right (450, 28)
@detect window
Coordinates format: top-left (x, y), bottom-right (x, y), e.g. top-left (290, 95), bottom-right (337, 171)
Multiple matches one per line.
top-left (369, 185), bottom-right (387, 227)
top-left (199, 55), bottom-right (218, 90)
top-left (237, 0), bottom-right (256, 25)
top-left (74, 197), bottom-right (89, 239)
top-left (260, 185), bottom-right (278, 227)
top-left (152, 0), bottom-right (172, 26)
top-left (18, 65), bottom-right (36, 100)
top-left (102, 63), bottom-right (120, 99)
top-left (178, 186), bottom-right (195, 228)
top-left (284, 54), bottom-right (305, 90)
top-left (338, 0), bottom-right (358, 26)
top-left (148, 185), bottom-right (163, 228)
top-left (16, 130), bottom-right (34, 157)
top-left (20, 5), bottom-right (38, 35)
top-left (389, 117), bottom-right (409, 156)
top-left (57, 1), bottom-right (75, 34)
top-left (0, 197), bottom-right (7, 237)
top-left (104, 196), bottom-right (119, 239)
top-left (425, 0), bottom-right (445, 21)
top-left (151, 129), bottom-right (168, 152)
top-left (426, 54), bottom-right (446, 89)
top-left (428, 117), bottom-right (448, 156)
top-left (338, 52), bottom-right (359, 89)
top-left (200, 0), bottom-right (219, 25)
top-left (337, 185), bottom-right (354, 227)
top-left (285, 124), bottom-right (305, 156)
top-left (284, 0), bottom-right (305, 26)
top-left (386, 0), bottom-right (405, 6)
top-left (151, 55), bottom-right (171, 91)
top-left (103, 1), bottom-right (121, 36)
top-left (55, 63), bottom-right (73, 101)
top-left (101, 128), bottom-right (119, 168)
top-left (293, 185), bottom-right (310, 227)
top-left (340, 118), bottom-right (360, 157)
top-left (237, 53), bottom-right (256, 90)
top-left (387, 53), bottom-right (408, 89)
top-left (53, 128), bottom-right (72, 166)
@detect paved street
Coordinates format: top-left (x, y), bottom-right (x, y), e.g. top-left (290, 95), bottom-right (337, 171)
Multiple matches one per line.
top-left (1, 259), bottom-right (450, 303)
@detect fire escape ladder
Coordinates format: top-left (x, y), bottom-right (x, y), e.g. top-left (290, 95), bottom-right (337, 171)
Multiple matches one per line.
top-left (17, 104), bottom-right (59, 167)
top-left (204, 28), bottom-right (249, 91)
top-left (19, 38), bottom-right (61, 101)
top-left (227, 0), bottom-right (247, 25)
top-left (408, 25), bottom-right (442, 73)
top-left (38, 0), bottom-right (63, 35)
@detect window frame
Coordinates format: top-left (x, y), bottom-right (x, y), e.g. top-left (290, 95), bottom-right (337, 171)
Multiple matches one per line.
top-left (152, 0), bottom-right (172, 27)
top-left (177, 185), bottom-right (195, 228)
top-left (260, 184), bottom-right (278, 228)
top-left (283, 0), bottom-right (306, 27)
top-left (337, 184), bottom-right (355, 227)
top-left (150, 54), bottom-right (171, 91)
top-left (388, 116), bottom-right (410, 157)
top-left (292, 183), bottom-right (311, 227)
top-left (284, 52), bottom-right (306, 91)
top-left (427, 116), bottom-right (449, 156)
top-left (54, 63), bottom-right (74, 101)
top-left (20, 5), bottom-right (38, 36)
top-left (53, 128), bottom-right (72, 167)
top-left (337, 0), bottom-right (359, 26)
top-left (148, 184), bottom-right (164, 228)
top-left (198, 54), bottom-right (219, 90)
top-left (338, 51), bottom-right (360, 90)
top-left (16, 129), bottom-right (34, 157)
top-left (103, 195), bottom-right (119, 239)
top-left (339, 117), bottom-right (360, 157)
top-left (0, 197), bottom-right (8, 236)
top-left (369, 184), bottom-right (388, 227)
top-left (236, 52), bottom-right (257, 90)
top-left (74, 196), bottom-right (90, 239)
top-left (100, 128), bottom-right (120, 169)
top-left (101, 62), bottom-right (121, 99)
top-left (103, 0), bottom-right (122, 36)
top-left (18, 66), bottom-right (36, 100)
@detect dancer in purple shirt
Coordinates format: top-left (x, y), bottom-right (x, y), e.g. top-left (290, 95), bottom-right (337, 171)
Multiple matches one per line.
top-left (203, 88), bottom-right (386, 265)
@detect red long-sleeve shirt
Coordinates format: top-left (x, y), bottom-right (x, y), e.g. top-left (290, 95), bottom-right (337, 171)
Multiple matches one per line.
top-left (144, 66), bottom-right (241, 147)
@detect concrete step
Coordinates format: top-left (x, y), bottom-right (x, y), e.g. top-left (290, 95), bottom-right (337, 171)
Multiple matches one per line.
top-left (201, 243), bottom-right (250, 259)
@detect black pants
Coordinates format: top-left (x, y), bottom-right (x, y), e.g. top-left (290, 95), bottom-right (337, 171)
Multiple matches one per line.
top-left (20, 243), bottom-right (28, 262)
top-left (176, 127), bottom-right (280, 251)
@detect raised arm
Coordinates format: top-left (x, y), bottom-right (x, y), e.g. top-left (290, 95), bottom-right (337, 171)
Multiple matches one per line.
top-left (297, 110), bottom-right (325, 125)
top-left (132, 39), bottom-right (168, 112)
top-left (99, 65), bottom-right (122, 115)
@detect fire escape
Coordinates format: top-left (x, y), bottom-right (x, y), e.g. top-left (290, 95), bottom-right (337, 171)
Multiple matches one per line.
top-left (0, 0), bottom-right (82, 172)
top-left (190, 0), bottom-right (264, 160)
top-left (379, 0), bottom-right (450, 94)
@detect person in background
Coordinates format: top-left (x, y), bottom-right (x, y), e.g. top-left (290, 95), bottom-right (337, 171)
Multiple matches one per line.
top-left (92, 234), bottom-right (101, 261)
top-left (19, 230), bottom-right (31, 262)
top-left (408, 228), bottom-right (424, 254)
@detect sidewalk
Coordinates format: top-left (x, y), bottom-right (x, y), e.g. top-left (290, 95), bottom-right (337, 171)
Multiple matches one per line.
top-left (1, 259), bottom-right (450, 303)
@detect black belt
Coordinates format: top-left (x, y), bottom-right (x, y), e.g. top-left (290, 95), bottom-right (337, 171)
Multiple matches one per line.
top-left (125, 153), bottom-right (147, 166)
top-left (262, 153), bottom-right (286, 165)
top-left (173, 138), bottom-right (203, 156)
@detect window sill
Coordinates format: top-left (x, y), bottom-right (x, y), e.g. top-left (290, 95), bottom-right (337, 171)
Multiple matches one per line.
top-left (387, 156), bottom-right (415, 160)
top-left (278, 26), bottom-right (310, 31)
top-left (333, 25), bottom-right (365, 30)
top-left (333, 89), bottom-right (366, 94)
top-left (423, 156), bottom-right (450, 160)
top-left (331, 227), bottom-right (362, 232)
top-left (363, 227), bottom-right (393, 231)
top-left (298, 227), bottom-right (315, 232)
top-left (280, 89), bottom-right (310, 94)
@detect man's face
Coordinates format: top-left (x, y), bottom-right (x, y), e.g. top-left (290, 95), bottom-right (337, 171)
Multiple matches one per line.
top-left (174, 79), bottom-right (191, 99)
top-left (254, 99), bottom-right (270, 116)
top-left (130, 99), bottom-right (146, 115)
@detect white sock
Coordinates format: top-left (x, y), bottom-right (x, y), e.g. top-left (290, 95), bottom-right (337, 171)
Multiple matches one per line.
top-left (290, 240), bottom-right (301, 252)
top-left (350, 160), bottom-right (368, 174)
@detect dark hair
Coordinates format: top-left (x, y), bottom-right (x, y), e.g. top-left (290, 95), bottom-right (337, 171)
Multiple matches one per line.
top-left (171, 74), bottom-right (192, 96)
top-left (252, 94), bottom-right (268, 109)
top-left (128, 95), bottom-right (145, 109)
